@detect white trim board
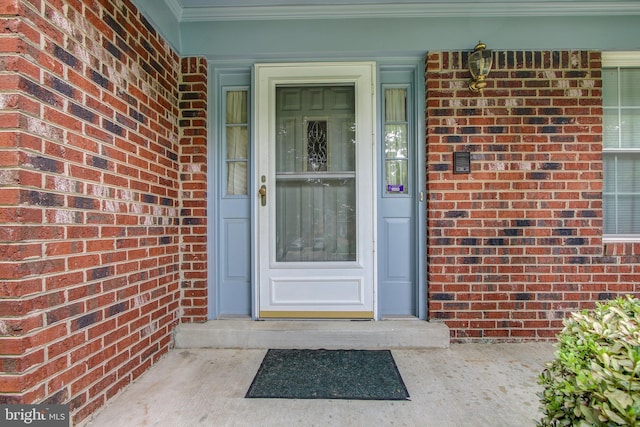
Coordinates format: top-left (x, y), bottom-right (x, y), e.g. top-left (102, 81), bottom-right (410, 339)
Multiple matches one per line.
top-left (602, 51), bottom-right (640, 66)
top-left (165, 1), bottom-right (640, 22)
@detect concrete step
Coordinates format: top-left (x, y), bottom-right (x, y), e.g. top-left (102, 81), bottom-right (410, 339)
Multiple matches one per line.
top-left (174, 319), bottom-right (450, 349)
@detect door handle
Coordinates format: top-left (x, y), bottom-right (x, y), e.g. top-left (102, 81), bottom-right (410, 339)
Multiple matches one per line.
top-left (258, 185), bottom-right (267, 206)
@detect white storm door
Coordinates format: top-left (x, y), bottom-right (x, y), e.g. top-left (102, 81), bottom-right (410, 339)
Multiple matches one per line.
top-left (254, 62), bottom-right (376, 319)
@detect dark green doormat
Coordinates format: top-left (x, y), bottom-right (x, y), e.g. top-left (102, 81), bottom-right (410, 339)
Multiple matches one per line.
top-left (245, 349), bottom-right (410, 400)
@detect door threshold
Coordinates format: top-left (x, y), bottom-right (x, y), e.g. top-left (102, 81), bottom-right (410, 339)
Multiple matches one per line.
top-left (259, 310), bottom-right (374, 320)
top-left (217, 314), bottom-right (252, 320)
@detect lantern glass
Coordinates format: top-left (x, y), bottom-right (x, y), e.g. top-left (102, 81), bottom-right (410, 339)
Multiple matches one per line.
top-left (468, 42), bottom-right (492, 92)
top-left (469, 49), bottom-right (492, 79)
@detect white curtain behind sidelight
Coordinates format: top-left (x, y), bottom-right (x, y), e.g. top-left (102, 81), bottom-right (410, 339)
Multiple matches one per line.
top-left (385, 88), bottom-right (406, 122)
top-left (226, 90), bottom-right (248, 196)
top-left (384, 88), bottom-right (408, 194)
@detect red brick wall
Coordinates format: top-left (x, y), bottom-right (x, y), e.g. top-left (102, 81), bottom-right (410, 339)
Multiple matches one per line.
top-left (0, 0), bottom-right (194, 423)
top-left (426, 50), bottom-right (640, 340)
top-left (3, 0), bottom-right (640, 421)
top-left (178, 57), bottom-right (208, 322)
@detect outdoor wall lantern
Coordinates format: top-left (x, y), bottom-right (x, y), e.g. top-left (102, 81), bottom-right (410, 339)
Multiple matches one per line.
top-left (468, 41), bottom-right (493, 92)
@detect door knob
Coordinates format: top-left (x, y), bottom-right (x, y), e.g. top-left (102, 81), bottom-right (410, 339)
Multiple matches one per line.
top-left (258, 185), bottom-right (267, 206)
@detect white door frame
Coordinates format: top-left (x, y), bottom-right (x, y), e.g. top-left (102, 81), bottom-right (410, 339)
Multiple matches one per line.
top-left (252, 62), bottom-right (378, 319)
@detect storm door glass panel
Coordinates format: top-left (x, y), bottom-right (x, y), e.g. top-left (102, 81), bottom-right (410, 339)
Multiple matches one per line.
top-left (275, 85), bottom-right (356, 262)
top-left (384, 88), bottom-right (409, 195)
top-left (226, 90), bottom-right (248, 195)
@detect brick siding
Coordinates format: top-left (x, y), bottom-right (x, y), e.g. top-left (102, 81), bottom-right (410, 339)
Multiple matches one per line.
top-left (0, 0), bottom-right (195, 423)
top-left (426, 50), bottom-right (640, 340)
top-left (178, 57), bottom-right (208, 322)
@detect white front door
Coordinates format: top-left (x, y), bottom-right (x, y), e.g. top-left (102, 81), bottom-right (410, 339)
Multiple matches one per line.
top-left (254, 62), bottom-right (377, 319)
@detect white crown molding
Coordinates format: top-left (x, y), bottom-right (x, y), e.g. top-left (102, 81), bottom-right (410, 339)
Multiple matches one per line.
top-left (175, 2), bottom-right (640, 22)
top-left (164, 0), bottom-right (184, 21)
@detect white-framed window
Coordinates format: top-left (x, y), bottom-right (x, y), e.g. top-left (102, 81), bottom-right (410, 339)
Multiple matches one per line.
top-left (602, 52), bottom-right (640, 240)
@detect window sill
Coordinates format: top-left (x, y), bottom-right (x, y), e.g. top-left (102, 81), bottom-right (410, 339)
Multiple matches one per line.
top-left (603, 236), bottom-right (640, 243)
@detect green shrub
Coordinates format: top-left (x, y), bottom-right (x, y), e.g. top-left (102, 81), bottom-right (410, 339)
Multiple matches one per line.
top-left (537, 295), bottom-right (640, 426)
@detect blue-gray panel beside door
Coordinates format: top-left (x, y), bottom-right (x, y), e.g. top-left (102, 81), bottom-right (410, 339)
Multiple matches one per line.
top-left (211, 65), bottom-right (253, 318)
top-left (379, 215), bottom-right (415, 315)
top-left (218, 217), bottom-right (251, 314)
top-left (377, 63), bottom-right (424, 318)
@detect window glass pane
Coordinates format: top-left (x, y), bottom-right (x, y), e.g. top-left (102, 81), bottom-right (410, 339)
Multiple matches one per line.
top-left (603, 194), bottom-right (616, 234)
top-left (617, 154), bottom-right (640, 193)
top-left (226, 127), bottom-right (248, 159)
top-left (603, 153), bottom-right (640, 235)
top-left (620, 68), bottom-right (640, 107)
top-left (620, 109), bottom-right (640, 149)
top-left (331, 117), bottom-right (356, 172)
top-left (603, 110), bottom-right (619, 149)
top-left (385, 160), bottom-right (408, 194)
top-left (276, 178), bottom-right (356, 261)
top-left (226, 91), bottom-right (247, 124)
top-left (617, 195), bottom-right (640, 234)
top-left (385, 124), bottom-right (408, 158)
top-left (385, 89), bottom-right (406, 121)
top-left (602, 154), bottom-right (616, 193)
top-left (226, 162), bottom-right (247, 196)
top-left (602, 68), bottom-right (619, 106)
top-left (276, 87), bottom-right (355, 174)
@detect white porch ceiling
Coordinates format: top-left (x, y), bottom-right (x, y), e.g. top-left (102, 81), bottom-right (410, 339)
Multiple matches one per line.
top-left (165, 0), bottom-right (640, 21)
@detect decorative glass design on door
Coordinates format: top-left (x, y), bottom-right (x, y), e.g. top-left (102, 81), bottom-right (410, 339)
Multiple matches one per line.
top-left (306, 120), bottom-right (328, 171)
top-left (275, 86), bottom-right (356, 262)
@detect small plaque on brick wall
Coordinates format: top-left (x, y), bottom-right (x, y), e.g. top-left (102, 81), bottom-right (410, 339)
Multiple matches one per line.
top-left (453, 151), bottom-right (471, 174)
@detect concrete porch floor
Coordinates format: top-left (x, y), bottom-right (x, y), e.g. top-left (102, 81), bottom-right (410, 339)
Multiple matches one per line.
top-left (84, 342), bottom-right (556, 427)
